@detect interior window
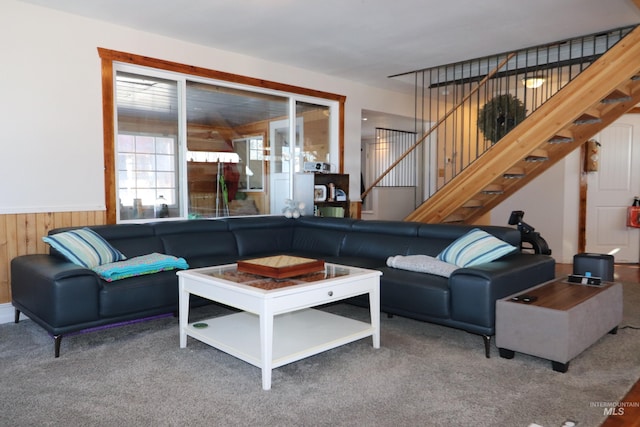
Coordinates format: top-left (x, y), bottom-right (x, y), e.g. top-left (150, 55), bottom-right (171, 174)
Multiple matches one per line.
top-left (115, 73), bottom-right (181, 221)
top-left (185, 81), bottom-right (287, 219)
top-left (100, 48), bottom-right (345, 223)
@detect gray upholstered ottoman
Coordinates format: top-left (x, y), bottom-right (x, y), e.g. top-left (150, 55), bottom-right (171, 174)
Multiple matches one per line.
top-left (495, 279), bottom-right (623, 372)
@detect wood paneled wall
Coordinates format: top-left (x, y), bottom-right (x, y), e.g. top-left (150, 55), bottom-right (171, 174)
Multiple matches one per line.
top-left (0, 211), bottom-right (106, 304)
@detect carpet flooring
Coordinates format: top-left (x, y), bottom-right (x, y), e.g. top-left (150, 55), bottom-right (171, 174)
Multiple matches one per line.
top-left (1, 282), bottom-right (638, 427)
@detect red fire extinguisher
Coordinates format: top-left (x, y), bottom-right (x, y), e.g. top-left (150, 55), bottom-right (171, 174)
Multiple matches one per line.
top-left (627, 197), bottom-right (640, 228)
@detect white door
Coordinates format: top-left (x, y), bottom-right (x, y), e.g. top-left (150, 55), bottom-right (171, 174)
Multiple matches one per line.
top-left (586, 115), bottom-right (640, 263)
top-left (269, 118), bottom-right (303, 215)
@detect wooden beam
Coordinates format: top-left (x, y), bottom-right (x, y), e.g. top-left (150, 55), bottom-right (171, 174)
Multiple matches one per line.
top-left (100, 58), bottom-right (116, 224)
top-left (97, 48), bottom-right (346, 103)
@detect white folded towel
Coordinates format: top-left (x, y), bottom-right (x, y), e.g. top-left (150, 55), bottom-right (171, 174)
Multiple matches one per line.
top-left (386, 254), bottom-right (458, 278)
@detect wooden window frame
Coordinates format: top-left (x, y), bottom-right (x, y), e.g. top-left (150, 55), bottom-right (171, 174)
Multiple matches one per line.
top-left (98, 48), bottom-right (346, 224)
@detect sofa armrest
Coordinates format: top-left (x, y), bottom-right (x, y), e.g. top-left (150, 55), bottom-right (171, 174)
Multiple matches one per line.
top-left (11, 254), bottom-right (101, 332)
top-left (448, 254), bottom-right (555, 332)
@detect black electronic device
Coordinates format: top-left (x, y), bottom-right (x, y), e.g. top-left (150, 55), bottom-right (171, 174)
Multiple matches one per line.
top-left (508, 210), bottom-right (552, 255)
top-left (511, 294), bottom-right (538, 303)
top-left (303, 162), bottom-right (331, 173)
top-left (567, 274), bottom-right (602, 286)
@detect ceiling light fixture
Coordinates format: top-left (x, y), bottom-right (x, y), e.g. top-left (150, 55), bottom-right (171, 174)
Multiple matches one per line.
top-left (522, 76), bottom-right (545, 89)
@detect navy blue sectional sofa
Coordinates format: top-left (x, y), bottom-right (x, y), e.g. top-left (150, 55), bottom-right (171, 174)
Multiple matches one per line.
top-left (11, 216), bottom-right (555, 357)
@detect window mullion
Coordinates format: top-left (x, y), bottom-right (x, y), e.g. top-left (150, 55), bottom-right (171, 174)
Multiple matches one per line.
top-left (177, 77), bottom-right (189, 219)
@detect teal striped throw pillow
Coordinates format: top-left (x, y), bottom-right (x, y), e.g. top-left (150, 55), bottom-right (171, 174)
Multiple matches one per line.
top-left (437, 228), bottom-right (517, 267)
top-left (43, 227), bottom-right (126, 268)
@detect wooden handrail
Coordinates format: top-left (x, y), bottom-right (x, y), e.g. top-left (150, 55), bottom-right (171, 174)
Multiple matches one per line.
top-left (360, 52), bottom-right (516, 201)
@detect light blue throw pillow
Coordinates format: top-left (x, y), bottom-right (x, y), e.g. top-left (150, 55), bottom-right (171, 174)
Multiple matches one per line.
top-left (437, 228), bottom-right (517, 267)
top-left (43, 227), bottom-right (126, 268)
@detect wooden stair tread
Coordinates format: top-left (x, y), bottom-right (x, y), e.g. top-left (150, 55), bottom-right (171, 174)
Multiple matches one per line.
top-left (481, 184), bottom-right (504, 195)
top-left (443, 213), bottom-right (465, 223)
top-left (503, 167), bottom-right (525, 178)
top-left (548, 134), bottom-right (574, 144)
top-left (462, 199), bottom-right (483, 208)
top-left (574, 110), bottom-right (601, 125)
top-left (525, 148), bottom-right (549, 162)
top-left (601, 88), bottom-right (632, 104)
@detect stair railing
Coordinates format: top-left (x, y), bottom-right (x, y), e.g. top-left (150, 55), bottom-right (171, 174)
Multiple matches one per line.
top-left (361, 53), bottom-right (515, 201)
top-left (362, 26), bottom-right (635, 206)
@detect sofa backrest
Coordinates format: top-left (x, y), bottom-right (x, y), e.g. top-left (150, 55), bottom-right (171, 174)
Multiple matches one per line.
top-left (48, 217), bottom-right (523, 267)
top-left (416, 223), bottom-right (521, 248)
top-left (291, 216), bottom-right (356, 256)
top-left (337, 220), bottom-right (413, 260)
top-left (222, 216), bottom-right (296, 256)
top-left (151, 220), bottom-right (238, 264)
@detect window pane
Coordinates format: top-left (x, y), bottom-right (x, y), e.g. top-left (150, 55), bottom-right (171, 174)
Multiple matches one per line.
top-left (118, 153), bottom-right (134, 170)
top-left (135, 171), bottom-right (156, 189)
top-left (116, 71), bottom-right (181, 221)
top-left (135, 154), bottom-right (155, 171)
top-left (156, 155), bottom-right (175, 171)
top-left (136, 136), bottom-right (155, 153)
top-left (156, 137), bottom-right (175, 155)
top-left (118, 134), bottom-right (135, 152)
top-left (297, 101), bottom-right (330, 166)
top-left (186, 81), bottom-right (287, 218)
top-left (234, 136), bottom-right (264, 192)
top-left (157, 171), bottom-right (175, 188)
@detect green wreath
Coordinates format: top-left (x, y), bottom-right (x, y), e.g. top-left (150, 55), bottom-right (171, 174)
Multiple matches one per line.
top-left (477, 94), bottom-right (526, 144)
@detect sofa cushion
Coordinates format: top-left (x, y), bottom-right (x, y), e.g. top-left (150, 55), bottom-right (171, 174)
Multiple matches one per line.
top-left (87, 224), bottom-right (164, 258)
top-left (43, 228), bottom-right (126, 268)
top-left (341, 232), bottom-right (413, 261)
top-left (351, 219), bottom-right (419, 236)
top-left (98, 270), bottom-right (178, 317)
top-left (160, 232), bottom-right (238, 260)
top-left (233, 228), bottom-right (294, 256)
top-left (291, 227), bottom-right (347, 256)
top-left (379, 267), bottom-right (451, 318)
top-left (437, 228), bottom-right (517, 267)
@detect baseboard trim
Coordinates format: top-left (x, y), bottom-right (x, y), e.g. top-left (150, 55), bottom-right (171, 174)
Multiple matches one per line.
top-left (0, 302), bottom-right (15, 324)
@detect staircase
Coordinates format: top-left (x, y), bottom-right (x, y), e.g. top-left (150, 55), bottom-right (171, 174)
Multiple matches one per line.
top-left (405, 25), bottom-right (640, 224)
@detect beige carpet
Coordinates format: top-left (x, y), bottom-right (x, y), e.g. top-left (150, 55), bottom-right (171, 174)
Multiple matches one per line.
top-left (1, 282), bottom-right (638, 427)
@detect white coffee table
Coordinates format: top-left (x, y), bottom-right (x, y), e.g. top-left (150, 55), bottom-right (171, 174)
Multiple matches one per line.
top-left (177, 262), bottom-right (381, 390)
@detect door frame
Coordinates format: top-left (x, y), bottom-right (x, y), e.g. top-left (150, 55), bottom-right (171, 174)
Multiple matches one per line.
top-left (578, 108), bottom-right (640, 255)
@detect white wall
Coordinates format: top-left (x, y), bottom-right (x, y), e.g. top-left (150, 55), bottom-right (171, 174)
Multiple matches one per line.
top-left (490, 151), bottom-right (581, 263)
top-left (0, 0), bottom-right (415, 213)
top-left (361, 187), bottom-right (415, 221)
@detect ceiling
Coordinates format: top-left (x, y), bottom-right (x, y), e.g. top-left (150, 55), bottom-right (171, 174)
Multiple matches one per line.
top-left (21, 0), bottom-right (640, 135)
top-left (22, 0), bottom-right (640, 92)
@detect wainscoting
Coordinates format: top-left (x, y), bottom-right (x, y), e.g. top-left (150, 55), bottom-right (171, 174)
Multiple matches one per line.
top-left (0, 211), bottom-right (106, 305)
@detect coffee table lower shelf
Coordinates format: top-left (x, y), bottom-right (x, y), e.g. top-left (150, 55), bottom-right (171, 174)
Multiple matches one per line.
top-left (185, 308), bottom-right (374, 369)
